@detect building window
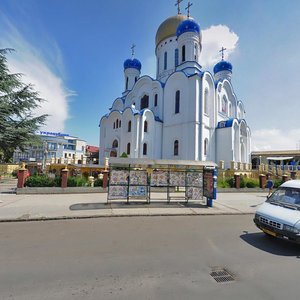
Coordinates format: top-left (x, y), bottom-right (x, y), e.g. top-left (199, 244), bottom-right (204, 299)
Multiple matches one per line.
top-left (128, 120), bottom-right (131, 132)
top-left (144, 120), bottom-right (148, 132)
top-left (182, 45), bottom-right (186, 62)
top-left (222, 96), bottom-right (227, 114)
top-left (204, 138), bottom-right (208, 156)
top-left (164, 51), bottom-right (167, 70)
top-left (194, 43), bottom-right (197, 60)
top-left (112, 140), bottom-right (118, 148)
top-left (135, 77), bottom-right (137, 83)
top-left (127, 143), bottom-right (131, 155)
top-left (113, 122), bottom-right (115, 129)
top-left (154, 94), bottom-right (158, 107)
top-left (175, 90), bottom-right (180, 114)
top-left (175, 48), bottom-right (179, 67)
top-left (143, 143), bottom-right (147, 155)
top-left (126, 77), bottom-right (128, 90)
top-left (116, 119), bottom-right (119, 128)
top-left (174, 140), bottom-right (179, 156)
top-left (204, 89), bottom-right (208, 115)
top-left (140, 95), bottom-right (149, 109)
top-left (119, 120), bottom-right (121, 128)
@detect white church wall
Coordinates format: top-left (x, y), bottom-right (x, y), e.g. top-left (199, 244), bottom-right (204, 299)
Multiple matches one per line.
top-left (216, 127), bottom-right (234, 169)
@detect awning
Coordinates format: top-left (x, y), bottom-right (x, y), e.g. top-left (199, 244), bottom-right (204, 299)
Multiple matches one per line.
top-left (267, 156), bottom-right (293, 161)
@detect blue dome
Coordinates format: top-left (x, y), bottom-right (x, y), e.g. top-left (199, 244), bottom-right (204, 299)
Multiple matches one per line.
top-left (124, 58), bottom-right (142, 71)
top-left (213, 60), bottom-right (233, 74)
top-left (176, 19), bottom-right (200, 37)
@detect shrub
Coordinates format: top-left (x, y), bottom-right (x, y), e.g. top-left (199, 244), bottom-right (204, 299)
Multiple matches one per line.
top-left (245, 178), bottom-right (259, 188)
top-left (67, 176), bottom-right (77, 187)
top-left (273, 178), bottom-right (283, 188)
top-left (240, 176), bottom-right (246, 188)
top-left (94, 178), bottom-right (103, 187)
top-left (25, 175), bottom-right (56, 187)
top-left (226, 177), bottom-right (235, 188)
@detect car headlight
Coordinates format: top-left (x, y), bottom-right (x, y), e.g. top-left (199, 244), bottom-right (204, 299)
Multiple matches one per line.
top-left (283, 224), bottom-right (300, 234)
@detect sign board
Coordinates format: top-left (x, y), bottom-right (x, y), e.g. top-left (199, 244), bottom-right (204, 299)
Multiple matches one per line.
top-left (203, 168), bottom-right (216, 199)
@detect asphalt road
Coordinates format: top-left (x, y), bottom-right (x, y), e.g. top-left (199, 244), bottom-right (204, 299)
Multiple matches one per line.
top-left (0, 215), bottom-right (300, 300)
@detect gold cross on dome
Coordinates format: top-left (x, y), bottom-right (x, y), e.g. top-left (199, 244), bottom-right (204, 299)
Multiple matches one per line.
top-left (185, 1), bottom-right (193, 18)
top-left (219, 47), bottom-right (227, 60)
top-left (131, 44), bottom-right (136, 58)
top-left (175, 0), bottom-right (184, 14)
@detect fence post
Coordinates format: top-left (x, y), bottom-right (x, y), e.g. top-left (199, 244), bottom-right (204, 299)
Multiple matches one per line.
top-left (234, 174), bottom-right (240, 189)
top-left (102, 171), bottom-right (109, 189)
top-left (61, 167), bottom-right (69, 188)
top-left (259, 174), bottom-right (266, 188)
top-left (17, 163), bottom-right (28, 188)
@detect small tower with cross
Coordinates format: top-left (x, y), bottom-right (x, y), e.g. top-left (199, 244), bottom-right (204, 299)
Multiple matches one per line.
top-left (123, 44), bottom-right (142, 94)
top-left (213, 46), bottom-right (233, 82)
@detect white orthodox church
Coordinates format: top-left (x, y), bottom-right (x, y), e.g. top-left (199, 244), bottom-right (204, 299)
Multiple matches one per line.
top-left (99, 6), bottom-right (251, 169)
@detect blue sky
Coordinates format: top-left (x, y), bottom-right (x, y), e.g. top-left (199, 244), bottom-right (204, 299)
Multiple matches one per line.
top-left (1, 0), bottom-right (300, 150)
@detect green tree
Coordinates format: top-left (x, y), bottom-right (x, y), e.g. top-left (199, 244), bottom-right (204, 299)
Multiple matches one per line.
top-left (0, 49), bottom-right (48, 162)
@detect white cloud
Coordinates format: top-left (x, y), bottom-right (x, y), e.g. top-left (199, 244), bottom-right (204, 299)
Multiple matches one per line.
top-left (201, 25), bottom-right (239, 68)
top-left (252, 128), bottom-right (300, 151)
top-left (0, 15), bottom-right (70, 132)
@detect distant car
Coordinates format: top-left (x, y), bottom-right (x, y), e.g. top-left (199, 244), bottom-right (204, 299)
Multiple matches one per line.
top-left (253, 180), bottom-right (300, 243)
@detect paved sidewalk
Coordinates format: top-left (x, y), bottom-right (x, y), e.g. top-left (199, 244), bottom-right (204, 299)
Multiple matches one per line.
top-left (0, 190), bottom-right (267, 222)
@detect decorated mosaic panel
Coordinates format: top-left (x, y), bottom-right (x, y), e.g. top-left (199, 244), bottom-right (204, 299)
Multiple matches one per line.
top-left (110, 170), bottom-right (129, 185)
top-left (186, 172), bottom-right (203, 187)
top-left (169, 172), bottom-right (186, 187)
top-left (129, 186), bottom-right (147, 197)
top-left (129, 171), bottom-right (148, 185)
top-left (186, 187), bottom-right (203, 200)
top-left (108, 185), bottom-right (128, 199)
top-left (150, 171), bottom-right (169, 186)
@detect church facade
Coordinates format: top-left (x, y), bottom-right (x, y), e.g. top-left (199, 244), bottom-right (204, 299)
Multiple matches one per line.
top-left (99, 12), bottom-right (251, 169)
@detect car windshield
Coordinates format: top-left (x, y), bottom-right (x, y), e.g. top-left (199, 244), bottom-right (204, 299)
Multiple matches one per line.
top-left (267, 187), bottom-right (300, 208)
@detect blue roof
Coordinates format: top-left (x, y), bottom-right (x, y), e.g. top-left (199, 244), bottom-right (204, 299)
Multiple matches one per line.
top-left (176, 19), bottom-right (200, 37)
top-left (217, 118), bottom-right (236, 129)
top-left (124, 58), bottom-right (142, 71)
top-left (213, 60), bottom-right (232, 74)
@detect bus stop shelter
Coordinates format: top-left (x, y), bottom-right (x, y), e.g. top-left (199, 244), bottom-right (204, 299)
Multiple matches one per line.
top-left (107, 158), bottom-right (217, 207)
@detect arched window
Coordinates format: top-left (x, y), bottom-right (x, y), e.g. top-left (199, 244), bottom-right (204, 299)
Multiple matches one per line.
top-left (113, 122), bottom-right (115, 129)
top-left (174, 140), bottom-right (179, 156)
top-left (175, 48), bottom-right (179, 67)
top-left (128, 120), bottom-right (131, 132)
top-left (116, 119), bottom-right (119, 128)
top-left (127, 143), bottom-right (131, 155)
top-left (182, 45), bottom-right (186, 62)
top-left (222, 96), bottom-right (227, 114)
top-left (194, 43), bottom-right (197, 60)
top-left (119, 120), bottom-right (121, 128)
top-left (144, 120), bottom-right (148, 132)
top-left (204, 138), bottom-right (208, 156)
top-left (154, 94), bottom-right (158, 107)
top-left (204, 89), bottom-right (208, 115)
top-left (175, 90), bottom-right (180, 114)
top-left (126, 77), bottom-right (129, 90)
top-left (112, 140), bottom-right (118, 148)
top-left (135, 76), bottom-right (138, 83)
top-left (140, 95), bottom-right (149, 110)
top-left (164, 51), bottom-right (167, 70)
top-left (143, 143), bottom-right (147, 155)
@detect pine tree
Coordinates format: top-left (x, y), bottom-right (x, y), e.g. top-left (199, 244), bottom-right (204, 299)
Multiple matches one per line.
top-left (0, 49), bottom-right (48, 162)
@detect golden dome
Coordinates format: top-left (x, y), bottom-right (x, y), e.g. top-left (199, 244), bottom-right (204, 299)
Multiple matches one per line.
top-left (155, 14), bottom-right (188, 47)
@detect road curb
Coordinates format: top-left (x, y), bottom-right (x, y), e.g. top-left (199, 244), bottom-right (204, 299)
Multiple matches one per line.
top-left (0, 211), bottom-right (254, 223)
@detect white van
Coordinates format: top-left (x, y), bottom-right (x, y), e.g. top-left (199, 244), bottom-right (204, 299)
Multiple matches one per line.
top-left (254, 180), bottom-right (300, 243)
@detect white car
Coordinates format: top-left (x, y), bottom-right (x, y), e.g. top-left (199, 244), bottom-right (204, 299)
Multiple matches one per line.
top-left (254, 180), bottom-right (300, 243)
